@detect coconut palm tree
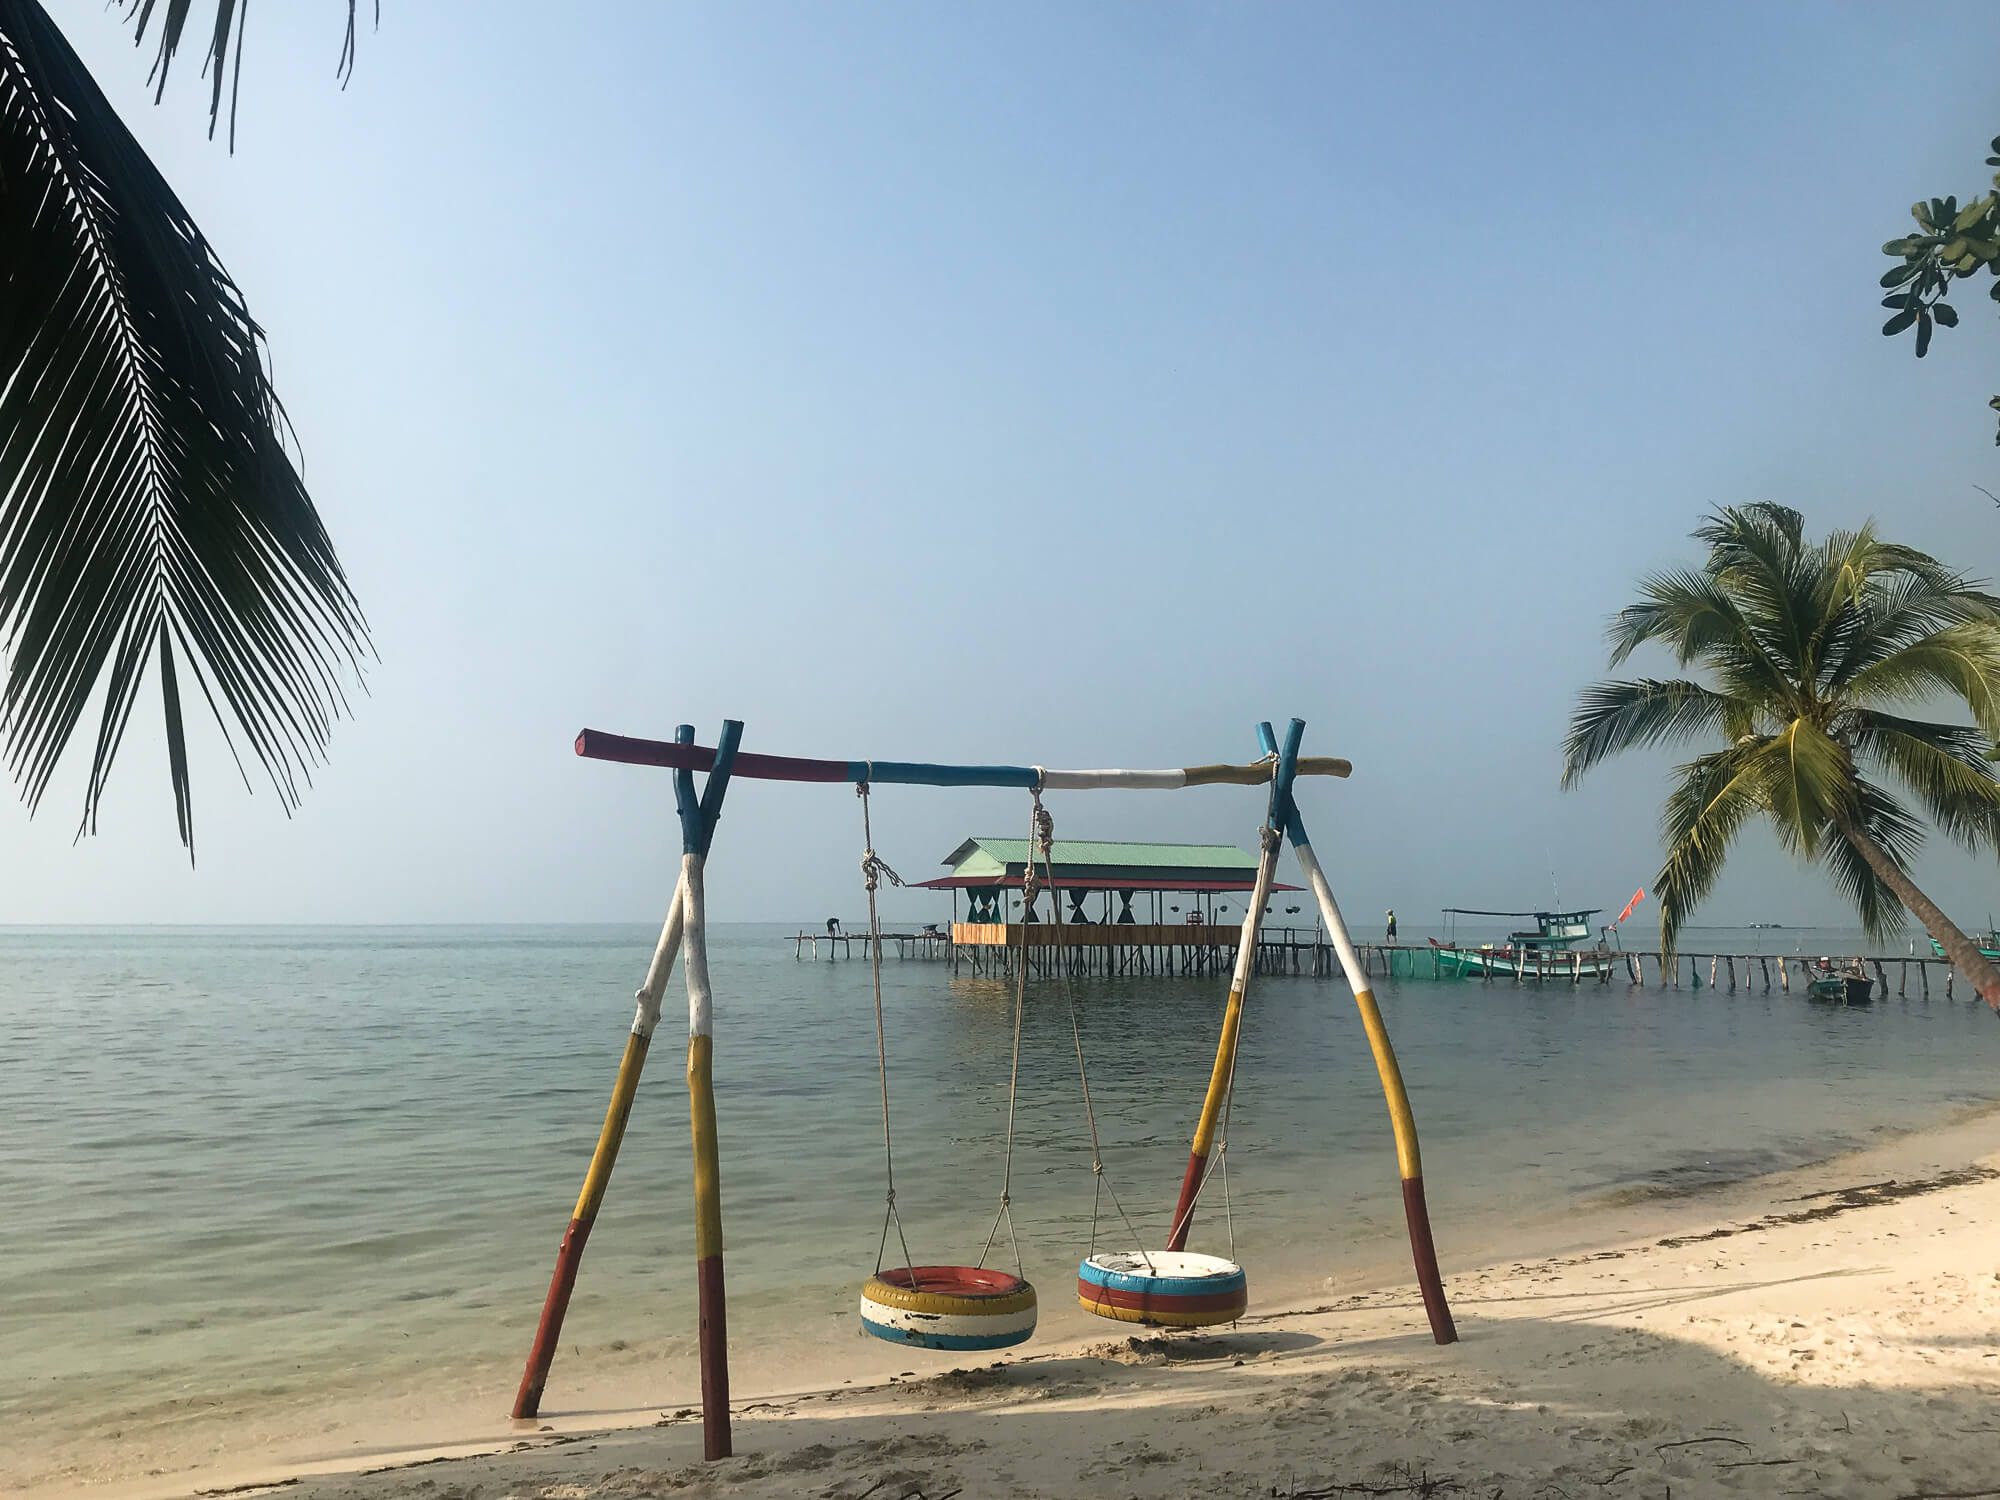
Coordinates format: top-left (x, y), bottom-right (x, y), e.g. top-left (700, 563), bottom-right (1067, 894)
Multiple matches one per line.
top-left (0, 1), bottom-right (370, 855)
top-left (1562, 503), bottom-right (2000, 1013)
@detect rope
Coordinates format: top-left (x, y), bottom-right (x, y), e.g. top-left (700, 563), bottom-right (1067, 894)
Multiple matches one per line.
top-left (859, 777), bottom-right (916, 1280)
top-left (1031, 781), bottom-right (1154, 1272)
top-left (976, 820), bottom-right (1030, 1277)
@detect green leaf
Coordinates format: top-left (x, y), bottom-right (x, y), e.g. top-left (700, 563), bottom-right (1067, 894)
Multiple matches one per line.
top-left (1954, 197), bottom-right (1990, 231)
top-left (1883, 307), bottom-right (1919, 336)
top-left (1916, 309), bottom-right (1934, 356)
top-left (1881, 262), bottom-right (1920, 287)
top-left (1914, 201), bottom-right (1937, 230)
top-left (1935, 301), bottom-right (1960, 327)
top-left (0, 5), bottom-right (370, 849)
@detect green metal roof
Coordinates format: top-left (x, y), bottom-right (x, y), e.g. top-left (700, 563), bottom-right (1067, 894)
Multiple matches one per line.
top-left (943, 837), bottom-right (1259, 871)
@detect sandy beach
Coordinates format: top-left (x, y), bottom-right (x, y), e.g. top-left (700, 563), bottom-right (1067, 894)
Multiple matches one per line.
top-left (31, 1100), bottom-right (2000, 1500)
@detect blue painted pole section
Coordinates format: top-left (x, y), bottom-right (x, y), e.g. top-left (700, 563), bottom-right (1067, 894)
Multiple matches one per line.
top-left (1256, 721), bottom-right (1311, 848)
top-left (673, 725), bottom-right (702, 855)
top-left (696, 721), bottom-right (743, 855)
top-left (842, 760), bottom-right (1042, 789)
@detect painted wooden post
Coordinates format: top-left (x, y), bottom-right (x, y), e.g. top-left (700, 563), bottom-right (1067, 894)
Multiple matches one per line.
top-left (1166, 728), bottom-right (1290, 1252)
top-left (676, 720), bottom-right (742, 1462)
top-left (1260, 720), bottom-right (1456, 1346)
top-left (511, 877), bottom-right (686, 1419)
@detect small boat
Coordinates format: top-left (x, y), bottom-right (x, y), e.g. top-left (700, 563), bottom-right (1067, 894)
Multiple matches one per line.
top-left (1929, 928), bottom-right (2000, 961)
top-left (1431, 908), bottom-right (1622, 980)
top-left (1807, 958), bottom-right (1873, 1004)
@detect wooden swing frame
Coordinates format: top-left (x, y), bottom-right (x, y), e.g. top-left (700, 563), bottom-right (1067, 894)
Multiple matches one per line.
top-left (509, 716), bottom-right (1456, 1462)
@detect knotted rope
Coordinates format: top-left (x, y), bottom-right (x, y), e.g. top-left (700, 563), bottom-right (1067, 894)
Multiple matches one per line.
top-left (858, 777), bottom-right (916, 1280)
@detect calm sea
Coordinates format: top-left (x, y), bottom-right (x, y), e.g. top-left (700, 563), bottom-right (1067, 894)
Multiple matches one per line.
top-left (4, 921), bottom-right (1997, 1481)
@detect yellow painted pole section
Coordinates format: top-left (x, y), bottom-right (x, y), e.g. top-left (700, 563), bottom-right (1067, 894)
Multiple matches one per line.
top-left (1187, 841), bottom-right (1277, 1153)
top-left (1183, 756), bottom-right (1351, 786)
top-left (687, 1032), bottom-right (723, 1259)
top-left (1188, 1002), bottom-right (1243, 1156)
top-left (1168, 833), bottom-right (1279, 1249)
top-left (1295, 842), bottom-right (1422, 1180)
top-left (572, 1032), bottom-right (651, 1219)
top-left (1350, 986), bottom-right (1421, 1181)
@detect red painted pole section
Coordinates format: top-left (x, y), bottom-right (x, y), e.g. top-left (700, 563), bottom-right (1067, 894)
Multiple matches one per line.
top-left (512, 1215), bottom-right (594, 1418)
top-left (1402, 1178), bottom-right (1457, 1344)
top-left (576, 729), bottom-right (848, 782)
top-left (1165, 1149), bottom-right (1207, 1252)
top-left (696, 1255), bottom-right (730, 1459)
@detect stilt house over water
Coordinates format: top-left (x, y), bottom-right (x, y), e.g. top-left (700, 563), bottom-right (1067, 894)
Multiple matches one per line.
top-left (915, 837), bottom-right (1303, 927)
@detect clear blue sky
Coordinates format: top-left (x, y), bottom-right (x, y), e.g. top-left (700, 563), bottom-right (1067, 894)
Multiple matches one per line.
top-left (9, 1), bottom-right (2000, 930)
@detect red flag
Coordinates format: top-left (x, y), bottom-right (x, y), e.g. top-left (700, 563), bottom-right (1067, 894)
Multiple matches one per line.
top-left (1615, 888), bottom-right (1645, 924)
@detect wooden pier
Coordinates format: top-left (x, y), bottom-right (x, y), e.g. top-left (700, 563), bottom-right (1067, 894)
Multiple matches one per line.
top-left (793, 927), bottom-right (1979, 1000)
top-left (792, 929), bottom-right (952, 961)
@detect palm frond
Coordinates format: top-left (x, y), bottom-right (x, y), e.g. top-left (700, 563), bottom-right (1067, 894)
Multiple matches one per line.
top-left (1754, 719), bottom-right (1848, 859)
top-left (1825, 569), bottom-right (1995, 691)
top-left (0, 3), bottom-right (369, 853)
top-left (1694, 504), bottom-right (1820, 684)
top-left (1821, 777), bottom-right (1925, 942)
top-left (1654, 741), bottom-right (1769, 958)
top-left (121, 1), bottom-right (373, 149)
top-left (1851, 709), bottom-right (2000, 852)
top-left (1845, 624), bottom-right (2000, 735)
top-left (1560, 678), bottom-right (1741, 789)
top-left (1605, 568), bottom-right (1795, 710)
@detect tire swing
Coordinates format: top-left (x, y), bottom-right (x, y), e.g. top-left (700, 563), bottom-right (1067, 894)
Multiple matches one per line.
top-left (854, 779), bottom-right (1038, 1352)
top-left (1029, 792), bottom-right (1254, 1331)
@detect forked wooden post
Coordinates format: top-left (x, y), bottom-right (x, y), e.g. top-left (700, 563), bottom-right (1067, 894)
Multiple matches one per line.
top-left (1259, 720), bottom-right (1457, 1345)
top-left (1166, 722), bottom-right (1297, 1251)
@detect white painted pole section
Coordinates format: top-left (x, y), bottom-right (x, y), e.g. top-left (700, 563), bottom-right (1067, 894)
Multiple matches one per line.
top-left (1228, 836), bottom-right (1280, 1007)
top-left (1039, 769), bottom-right (1187, 790)
top-left (1293, 841), bottom-right (1370, 995)
top-left (630, 879), bottom-right (687, 1039)
top-left (682, 853), bottom-right (713, 1040)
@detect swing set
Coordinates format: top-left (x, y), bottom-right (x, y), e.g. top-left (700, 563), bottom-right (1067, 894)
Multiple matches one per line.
top-left (511, 717), bottom-right (1456, 1462)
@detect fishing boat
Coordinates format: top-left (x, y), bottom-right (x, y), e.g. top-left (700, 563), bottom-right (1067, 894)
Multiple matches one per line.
top-left (1928, 929), bottom-right (2000, 961)
top-left (1430, 908), bottom-right (1621, 980)
top-left (1807, 958), bottom-right (1874, 1004)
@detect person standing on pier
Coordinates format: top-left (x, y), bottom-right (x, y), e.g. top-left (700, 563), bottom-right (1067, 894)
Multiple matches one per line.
top-left (826, 916), bottom-right (841, 938)
top-left (1386, 909), bottom-right (1398, 942)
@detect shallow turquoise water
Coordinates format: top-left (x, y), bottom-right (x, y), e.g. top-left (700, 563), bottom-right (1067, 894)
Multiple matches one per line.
top-left (3, 921), bottom-right (1996, 1452)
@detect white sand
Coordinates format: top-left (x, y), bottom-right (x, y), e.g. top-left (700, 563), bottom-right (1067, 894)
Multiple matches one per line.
top-left (31, 1106), bottom-right (2000, 1500)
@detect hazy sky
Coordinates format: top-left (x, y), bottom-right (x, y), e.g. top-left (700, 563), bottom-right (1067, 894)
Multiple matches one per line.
top-left (10, 1), bottom-right (2000, 932)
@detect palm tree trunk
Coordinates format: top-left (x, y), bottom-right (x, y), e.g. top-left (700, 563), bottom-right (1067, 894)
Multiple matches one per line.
top-left (1837, 817), bottom-right (2000, 1014)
